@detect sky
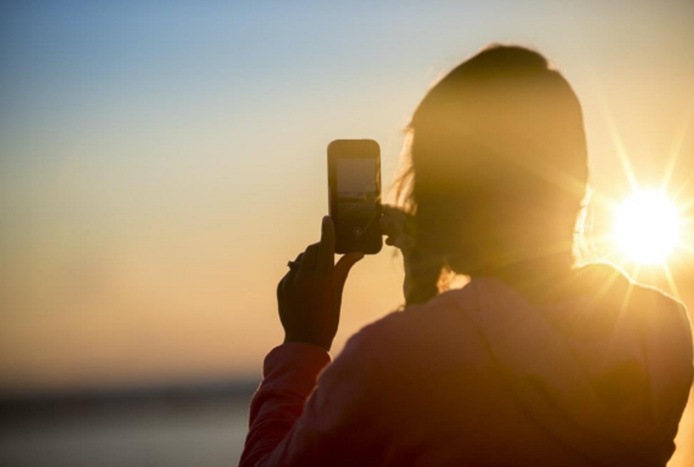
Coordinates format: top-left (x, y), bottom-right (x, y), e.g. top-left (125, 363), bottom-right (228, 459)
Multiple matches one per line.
top-left (1, 0), bottom-right (693, 391)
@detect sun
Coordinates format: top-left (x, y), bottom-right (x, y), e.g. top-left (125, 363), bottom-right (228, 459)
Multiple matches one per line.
top-left (614, 190), bottom-right (681, 265)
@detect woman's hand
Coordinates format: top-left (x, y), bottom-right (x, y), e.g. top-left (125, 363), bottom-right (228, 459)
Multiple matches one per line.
top-left (380, 205), bottom-right (417, 299)
top-left (277, 216), bottom-right (364, 351)
top-left (380, 204), bottom-right (415, 252)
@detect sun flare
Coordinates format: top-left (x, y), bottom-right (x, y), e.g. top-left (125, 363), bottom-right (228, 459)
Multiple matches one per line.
top-left (614, 190), bottom-right (681, 265)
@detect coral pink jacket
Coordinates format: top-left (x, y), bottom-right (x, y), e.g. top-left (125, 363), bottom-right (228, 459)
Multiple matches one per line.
top-left (240, 265), bottom-right (693, 466)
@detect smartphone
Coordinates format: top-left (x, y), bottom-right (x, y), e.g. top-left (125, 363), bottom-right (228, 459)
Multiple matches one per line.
top-left (328, 139), bottom-right (382, 254)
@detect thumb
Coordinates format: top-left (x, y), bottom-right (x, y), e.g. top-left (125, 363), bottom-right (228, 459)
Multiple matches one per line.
top-left (334, 252), bottom-right (364, 296)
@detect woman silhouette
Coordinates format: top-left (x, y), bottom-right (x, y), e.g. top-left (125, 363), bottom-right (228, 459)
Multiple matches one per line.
top-left (240, 45), bottom-right (693, 466)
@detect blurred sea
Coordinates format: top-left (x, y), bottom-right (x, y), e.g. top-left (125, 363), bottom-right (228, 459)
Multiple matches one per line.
top-left (1, 381), bottom-right (692, 467)
top-left (0, 381), bottom-right (258, 467)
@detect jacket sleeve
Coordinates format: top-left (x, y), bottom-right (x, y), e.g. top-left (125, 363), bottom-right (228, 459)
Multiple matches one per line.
top-left (239, 331), bottom-right (389, 467)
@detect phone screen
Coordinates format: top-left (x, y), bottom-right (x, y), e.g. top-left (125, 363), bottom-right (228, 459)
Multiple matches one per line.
top-left (336, 158), bottom-right (379, 238)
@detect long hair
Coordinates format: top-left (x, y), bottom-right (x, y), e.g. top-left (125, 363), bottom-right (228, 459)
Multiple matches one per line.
top-left (395, 45), bottom-right (589, 305)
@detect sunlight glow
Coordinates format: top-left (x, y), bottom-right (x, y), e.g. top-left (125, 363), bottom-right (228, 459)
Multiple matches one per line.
top-left (615, 190), bottom-right (681, 265)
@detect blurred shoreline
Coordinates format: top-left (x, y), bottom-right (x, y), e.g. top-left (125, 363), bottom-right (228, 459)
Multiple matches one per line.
top-left (0, 380), bottom-right (259, 467)
top-left (0, 379), bottom-right (259, 420)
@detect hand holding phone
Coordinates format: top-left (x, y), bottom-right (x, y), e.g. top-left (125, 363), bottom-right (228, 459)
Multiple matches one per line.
top-left (278, 217), bottom-right (364, 351)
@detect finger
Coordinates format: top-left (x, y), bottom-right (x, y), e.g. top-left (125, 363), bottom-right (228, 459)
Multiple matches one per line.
top-left (279, 250), bottom-right (306, 299)
top-left (380, 212), bottom-right (392, 234)
top-left (383, 204), bottom-right (410, 222)
top-left (381, 204), bottom-right (396, 216)
top-left (286, 252), bottom-right (303, 275)
top-left (380, 205), bottom-right (408, 236)
top-left (334, 252), bottom-right (364, 297)
top-left (316, 216), bottom-right (335, 275)
top-left (276, 275), bottom-right (284, 299)
top-left (277, 269), bottom-right (293, 300)
top-left (381, 204), bottom-right (406, 219)
top-left (297, 243), bottom-right (320, 279)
